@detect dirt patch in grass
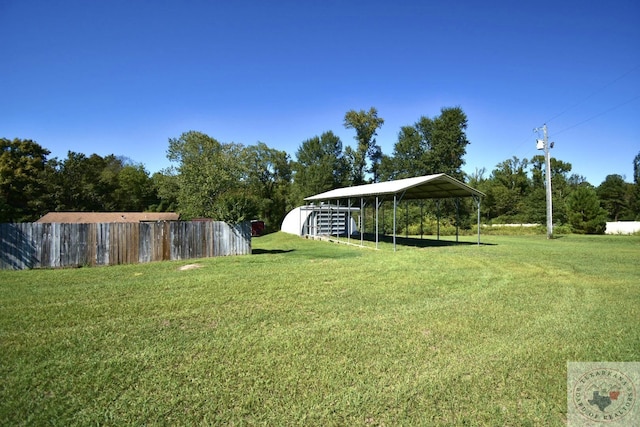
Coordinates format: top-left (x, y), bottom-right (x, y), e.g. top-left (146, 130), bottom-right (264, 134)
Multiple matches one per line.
top-left (177, 263), bottom-right (203, 271)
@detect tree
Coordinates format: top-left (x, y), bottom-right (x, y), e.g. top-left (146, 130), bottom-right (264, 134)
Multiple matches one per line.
top-left (466, 167), bottom-right (492, 220)
top-left (379, 107), bottom-right (471, 226)
top-left (384, 125), bottom-right (428, 180)
top-left (49, 152), bottom-right (159, 213)
top-left (244, 142), bottom-right (292, 230)
top-left (167, 131), bottom-right (246, 219)
top-left (53, 152), bottom-right (121, 212)
top-left (212, 192), bottom-right (259, 225)
top-left (113, 163), bottom-right (157, 211)
top-left (292, 131), bottom-right (348, 202)
top-left (382, 107), bottom-right (470, 182)
top-left (343, 107), bottom-right (384, 184)
top-left (527, 155), bottom-right (573, 224)
top-left (597, 174), bottom-right (630, 221)
top-left (0, 138), bottom-right (51, 222)
top-left (419, 106), bottom-right (470, 180)
top-left (486, 156), bottom-right (530, 221)
top-left (151, 169), bottom-right (180, 212)
top-left (565, 186), bottom-right (607, 234)
top-left (631, 151), bottom-right (640, 219)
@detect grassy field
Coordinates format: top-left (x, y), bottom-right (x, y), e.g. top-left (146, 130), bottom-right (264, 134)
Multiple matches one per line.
top-left (1, 233), bottom-right (638, 426)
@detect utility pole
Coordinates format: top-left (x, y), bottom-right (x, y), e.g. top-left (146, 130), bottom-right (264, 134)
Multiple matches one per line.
top-left (536, 124), bottom-right (553, 238)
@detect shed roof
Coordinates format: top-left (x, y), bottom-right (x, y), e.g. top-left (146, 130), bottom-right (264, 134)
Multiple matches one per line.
top-left (304, 174), bottom-right (484, 201)
top-left (36, 212), bottom-right (180, 223)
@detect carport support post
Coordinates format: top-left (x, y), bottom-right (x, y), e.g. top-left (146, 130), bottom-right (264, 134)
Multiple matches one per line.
top-left (336, 199), bottom-right (339, 239)
top-left (348, 198), bottom-right (351, 245)
top-left (420, 201), bottom-right (424, 239)
top-left (375, 196), bottom-right (379, 249)
top-left (475, 195), bottom-right (481, 245)
top-left (360, 198), bottom-right (364, 247)
top-left (393, 194), bottom-right (397, 252)
top-left (455, 198), bottom-right (460, 243)
top-left (436, 200), bottom-right (441, 241)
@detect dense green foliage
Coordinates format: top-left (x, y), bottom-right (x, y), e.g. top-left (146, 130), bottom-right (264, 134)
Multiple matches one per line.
top-left (380, 107), bottom-right (470, 182)
top-left (1, 233), bottom-right (638, 425)
top-left (291, 131), bottom-right (348, 206)
top-left (166, 131), bottom-right (247, 220)
top-left (343, 107), bottom-right (385, 184)
top-left (0, 138), bottom-right (50, 222)
top-left (0, 138), bottom-right (158, 222)
top-left (2, 111), bottom-right (639, 230)
top-left (565, 186), bottom-right (608, 234)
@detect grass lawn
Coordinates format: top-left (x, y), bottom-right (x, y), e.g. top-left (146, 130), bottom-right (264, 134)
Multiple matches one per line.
top-left (1, 233), bottom-right (638, 425)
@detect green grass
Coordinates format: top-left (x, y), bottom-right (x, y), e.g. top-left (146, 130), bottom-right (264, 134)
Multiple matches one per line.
top-left (1, 233), bottom-right (639, 426)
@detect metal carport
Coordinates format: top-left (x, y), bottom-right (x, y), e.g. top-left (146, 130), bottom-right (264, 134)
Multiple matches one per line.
top-left (303, 173), bottom-right (485, 251)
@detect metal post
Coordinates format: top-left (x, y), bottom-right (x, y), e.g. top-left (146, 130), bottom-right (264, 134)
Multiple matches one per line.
top-left (436, 200), bottom-right (441, 241)
top-left (393, 194), bottom-right (397, 252)
top-left (475, 196), bottom-right (481, 245)
top-left (375, 196), bottom-right (379, 249)
top-left (455, 198), bottom-right (459, 243)
top-left (381, 201), bottom-right (385, 235)
top-left (360, 198), bottom-right (364, 247)
top-left (335, 199), bottom-right (339, 239)
top-left (420, 202), bottom-right (424, 239)
top-left (543, 124), bottom-right (553, 239)
top-left (348, 198), bottom-right (351, 245)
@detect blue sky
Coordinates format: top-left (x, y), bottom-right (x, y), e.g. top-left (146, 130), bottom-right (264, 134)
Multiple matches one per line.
top-left (2, 0), bottom-right (639, 185)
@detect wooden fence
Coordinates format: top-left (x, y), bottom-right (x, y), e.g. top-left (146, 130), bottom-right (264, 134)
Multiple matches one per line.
top-left (0, 221), bottom-right (251, 270)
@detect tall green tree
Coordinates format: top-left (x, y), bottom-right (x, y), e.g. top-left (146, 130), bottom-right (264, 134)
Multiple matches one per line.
top-left (51, 153), bottom-right (158, 213)
top-left (419, 106), bottom-right (470, 180)
top-left (565, 186), bottom-right (607, 234)
top-left (631, 151), bottom-right (640, 219)
top-left (381, 107), bottom-right (472, 225)
top-left (382, 107), bottom-right (470, 181)
top-left (244, 142), bottom-right (292, 230)
top-left (597, 174), bottom-right (630, 221)
top-left (53, 152), bottom-right (119, 212)
top-left (167, 131), bottom-right (247, 219)
top-left (113, 163), bottom-right (157, 211)
top-left (343, 107), bottom-right (384, 184)
top-left (527, 156), bottom-right (573, 224)
top-left (292, 131), bottom-right (348, 203)
top-left (0, 138), bottom-right (51, 222)
top-left (383, 125), bottom-right (428, 180)
top-left (151, 169), bottom-right (180, 212)
top-left (466, 167), bottom-right (491, 220)
top-left (485, 156), bottom-right (530, 221)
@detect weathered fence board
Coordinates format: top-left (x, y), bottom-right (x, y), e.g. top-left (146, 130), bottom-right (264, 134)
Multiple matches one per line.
top-left (0, 221), bottom-right (251, 270)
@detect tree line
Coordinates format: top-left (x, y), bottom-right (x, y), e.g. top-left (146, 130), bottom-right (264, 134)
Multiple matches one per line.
top-left (2, 106), bottom-right (639, 233)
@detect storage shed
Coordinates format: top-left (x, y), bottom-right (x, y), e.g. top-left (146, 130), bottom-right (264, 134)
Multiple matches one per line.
top-left (281, 204), bottom-right (359, 237)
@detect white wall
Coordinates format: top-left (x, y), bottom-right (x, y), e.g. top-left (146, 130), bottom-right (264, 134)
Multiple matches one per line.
top-left (605, 222), bottom-right (640, 235)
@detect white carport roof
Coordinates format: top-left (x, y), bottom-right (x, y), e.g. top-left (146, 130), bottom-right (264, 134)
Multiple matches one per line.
top-left (304, 173), bottom-right (485, 202)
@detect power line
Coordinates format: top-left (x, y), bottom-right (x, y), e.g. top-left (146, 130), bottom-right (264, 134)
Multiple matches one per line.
top-left (550, 94), bottom-right (640, 137)
top-left (545, 64), bottom-right (640, 124)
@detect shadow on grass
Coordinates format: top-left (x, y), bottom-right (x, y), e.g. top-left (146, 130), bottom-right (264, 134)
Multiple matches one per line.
top-left (252, 249), bottom-right (296, 255)
top-left (361, 233), bottom-right (496, 247)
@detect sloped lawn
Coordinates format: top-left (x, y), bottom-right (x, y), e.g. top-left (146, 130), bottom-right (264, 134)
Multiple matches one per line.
top-left (1, 233), bottom-right (638, 425)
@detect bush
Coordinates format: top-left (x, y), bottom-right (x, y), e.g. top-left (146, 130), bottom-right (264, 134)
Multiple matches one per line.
top-left (213, 193), bottom-right (259, 225)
